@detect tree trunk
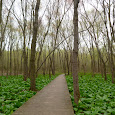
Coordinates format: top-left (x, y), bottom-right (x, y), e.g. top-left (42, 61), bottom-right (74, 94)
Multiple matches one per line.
top-left (0, 0), bottom-right (3, 75)
top-left (23, 43), bottom-right (28, 81)
top-left (10, 46), bottom-right (12, 75)
top-left (110, 44), bottom-right (115, 83)
top-left (30, 0), bottom-right (40, 91)
top-left (48, 56), bottom-right (51, 79)
top-left (103, 0), bottom-right (113, 82)
top-left (111, 0), bottom-right (115, 83)
top-left (52, 52), bottom-right (55, 75)
top-left (13, 50), bottom-right (16, 76)
top-left (97, 55), bottom-right (100, 73)
top-left (42, 50), bottom-right (46, 76)
top-left (0, 0), bottom-right (2, 24)
top-left (20, 55), bottom-right (23, 74)
top-left (23, 0), bottom-right (28, 81)
top-left (1, 53), bottom-right (3, 76)
top-left (16, 45), bottom-right (19, 76)
top-left (73, 0), bottom-right (80, 104)
top-left (7, 45), bottom-right (10, 77)
top-left (36, 51), bottom-right (42, 77)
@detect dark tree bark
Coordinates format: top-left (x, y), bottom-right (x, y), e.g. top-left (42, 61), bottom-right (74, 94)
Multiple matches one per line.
top-left (13, 50), bottom-right (16, 76)
top-left (110, 0), bottom-right (115, 83)
top-left (9, 23), bottom-right (13, 76)
top-left (7, 43), bottom-right (10, 77)
top-left (48, 46), bottom-right (52, 78)
top-left (20, 55), bottom-right (23, 74)
top-left (0, 0), bottom-right (3, 75)
top-left (73, 0), bottom-right (80, 104)
top-left (30, 0), bottom-right (40, 91)
top-left (22, 0), bottom-right (29, 81)
top-left (91, 42), bottom-right (95, 77)
top-left (112, 0), bottom-right (115, 83)
top-left (97, 54), bottom-right (100, 73)
top-left (0, 0), bottom-right (2, 24)
top-left (52, 51), bottom-right (55, 75)
top-left (42, 50), bottom-right (46, 76)
top-left (48, 56), bottom-right (52, 79)
top-left (10, 46), bottom-right (12, 75)
top-left (16, 44), bottom-right (19, 76)
top-left (103, 0), bottom-right (114, 82)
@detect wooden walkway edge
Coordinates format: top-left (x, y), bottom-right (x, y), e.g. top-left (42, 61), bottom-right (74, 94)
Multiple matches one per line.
top-left (12, 74), bottom-right (74, 115)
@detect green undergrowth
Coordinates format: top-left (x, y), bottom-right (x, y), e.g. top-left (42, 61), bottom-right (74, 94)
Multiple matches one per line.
top-left (0, 74), bottom-right (57, 115)
top-left (66, 74), bottom-right (115, 115)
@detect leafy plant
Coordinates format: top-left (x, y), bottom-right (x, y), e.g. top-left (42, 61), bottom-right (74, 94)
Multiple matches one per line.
top-left (0, 74), bottom-right (56, 114)
top-left (66, 74), bottom-right (115, 115)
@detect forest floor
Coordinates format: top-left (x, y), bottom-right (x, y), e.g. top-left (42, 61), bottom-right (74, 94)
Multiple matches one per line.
top-left (12, 74), bottom-right (74, 115)
top-left (0, 74), bottom-right (57, 114)
top-left (66, 74), bottom-right (115, 115)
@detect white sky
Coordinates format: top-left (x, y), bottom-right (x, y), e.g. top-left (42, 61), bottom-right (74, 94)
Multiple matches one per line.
top-left (3, 0), bottom-right (113, 50)
top-left (12, 0), bottom-right (97, 23)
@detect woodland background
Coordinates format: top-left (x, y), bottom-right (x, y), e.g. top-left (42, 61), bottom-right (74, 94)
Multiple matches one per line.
top-left (0, 0), bottom-right (114, 83)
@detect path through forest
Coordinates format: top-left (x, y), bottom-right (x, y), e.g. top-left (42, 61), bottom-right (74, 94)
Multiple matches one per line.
top-left (12, 74), bottom-right (74, 115)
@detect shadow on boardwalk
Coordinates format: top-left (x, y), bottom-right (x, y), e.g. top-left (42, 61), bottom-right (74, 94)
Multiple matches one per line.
top-left (12, 74), bottom-right (74, 115)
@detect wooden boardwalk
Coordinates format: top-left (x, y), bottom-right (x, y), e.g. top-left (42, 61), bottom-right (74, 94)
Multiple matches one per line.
top-left (12, 74), bottom-right (74, 115)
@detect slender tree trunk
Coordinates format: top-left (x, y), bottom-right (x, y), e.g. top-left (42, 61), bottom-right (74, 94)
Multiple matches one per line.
top-left (0, 0), bottom-right (3, 75)
top-left (111, 0), bottom-right (115, 83)
top-left (13, 50), bottom-right (16, 76)
top-left (70, 50), bottom-right (73, 75)
top-left (10, 46), bottom-right (12, 75)
top-left (13, 51), bottom-right (17, 76)
top-left (110, 44), bottom-right (115, 83)
top-left (96, 44), bottom-right (107, 80)
top-left (22, 0), bottom-right (28, 81)
top-left (103, 63), bottom-right (107, 80)
top-left (48, 56), bottom-right (51, 79)
top-left (0, 0), bottom-right (2, 24)
top-left (36, 51), bottom-right (42, 77)
top-left (73, 0), bottom-right (80, 104)
top-left (63, 58), bottom-right (66, 75)
top-left (97, 55), bottom-right (100, 73)
top-left (66, 51), bottom-right (70, 75)
top-left (30, 0), bottom-right (40, 91)
top-left (52, 52), bottom-right (55, 75)
top-left (48, 46), bottom-right (51, 78)
top-left (23, 44), bottom-right (28, 81)
top-left (103, 0), bottom-right (113, 82)
top-left (42, 50), bottom-right (46, 76)
top-left (16, 45), bottom-right (19, 76)
top-left (7, 45), bottom-right (10, 77)
top-left (1, 53), bottom-right (3, 76)
top-left (20, 54), bottom-right (23, 74)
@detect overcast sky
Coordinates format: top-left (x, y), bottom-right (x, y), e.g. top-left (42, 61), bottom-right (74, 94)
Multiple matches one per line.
top-left (11, 0), bottom-right (99, 23)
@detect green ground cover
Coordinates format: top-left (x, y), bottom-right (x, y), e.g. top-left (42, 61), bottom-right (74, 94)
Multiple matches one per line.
top-left (66, 74), bottom-right (115, 115)
top-left (0, 75), bottom-right (56, 115)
